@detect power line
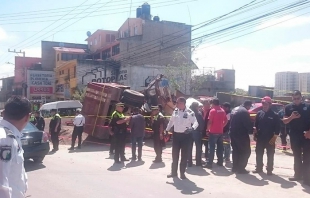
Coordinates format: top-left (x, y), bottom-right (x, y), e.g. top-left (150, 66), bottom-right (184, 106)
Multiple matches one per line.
top-left (9, 0), bottom-right (90, 49)
top-left (5, 0), bottom-right (117, 55)
top-left (0, 0), bottom-right (180, 21)
top-left (0, 0), bottom-right (195, 25)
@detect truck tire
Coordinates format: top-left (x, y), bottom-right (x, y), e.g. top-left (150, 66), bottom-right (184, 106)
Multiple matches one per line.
top-left (122, 89), bottom-right (144, 102)
top-left (120, 97), bottom-right (143, 108)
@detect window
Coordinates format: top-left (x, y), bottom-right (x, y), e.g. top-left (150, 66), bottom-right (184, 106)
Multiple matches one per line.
top-left (134, 26), bottom-right (138, 35)
top-left (106, 34), bottom-right (111, 42)
top-left (102, 49), bottom-right (111, 60)
top-left (59, 71), bottom-right (61, 75)
top-left (112, 44), bottom-right (120, 56)
top-left (99, 35), bottom-right (101, 43)
top-left (73, 66), bottom-right (76, 78)
top-left (111, 35), bottom-right (115, 41)
top-left (95, 38), bottom-right (97, 45)
top-left (90, 41), bottom-right (92, 46)
top-left (57, 53), bottom-right (60, 61)
top-left (68, 69), bottom-right (70, 75)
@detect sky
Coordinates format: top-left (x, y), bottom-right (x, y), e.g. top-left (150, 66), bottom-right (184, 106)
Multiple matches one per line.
top-left (1, 0), bottom-right (310, 90)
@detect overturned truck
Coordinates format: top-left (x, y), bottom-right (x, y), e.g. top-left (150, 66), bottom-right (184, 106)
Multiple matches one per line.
top-left (82, 74), bottom-right (176, 142)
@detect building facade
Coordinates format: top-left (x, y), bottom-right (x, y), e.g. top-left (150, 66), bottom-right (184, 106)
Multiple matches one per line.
top-left (41, 41), bottom-right (88, 71)
top-left (248, 86), bottom-right (274, 98)
top-left (14, 57), bottom-right (42, 96)
top-left (299, 73), bottom-right (310, 96)
top-left (274, 71), bottom-right (299, 96)
top-left (191, 69), bottom-right (235, 96)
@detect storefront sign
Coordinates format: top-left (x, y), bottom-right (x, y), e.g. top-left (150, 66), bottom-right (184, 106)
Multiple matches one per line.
top-left (30, 87), bottom-right (53, 94)
top-left (27, 70), bottom-right (55, 98)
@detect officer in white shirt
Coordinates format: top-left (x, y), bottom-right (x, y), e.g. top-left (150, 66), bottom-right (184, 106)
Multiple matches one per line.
top-left (0, 96), bottom-right (31, 198)
top-left (68, 108), bottom-right (85, 150)
top-left (166, 97), bottom-right (199, 179)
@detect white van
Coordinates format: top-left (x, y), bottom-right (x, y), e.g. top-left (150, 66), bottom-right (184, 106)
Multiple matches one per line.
top-left (39, 100), bottom-right (82, 117)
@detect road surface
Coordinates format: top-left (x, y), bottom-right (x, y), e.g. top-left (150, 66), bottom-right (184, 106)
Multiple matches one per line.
top-left (25, 140), bottom-right (310, 198)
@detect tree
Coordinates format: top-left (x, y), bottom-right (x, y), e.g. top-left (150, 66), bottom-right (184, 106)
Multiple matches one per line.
top-left (72, 87), bottom-right (87, 102)
top-left (231, 88), bottom-right (248, 96)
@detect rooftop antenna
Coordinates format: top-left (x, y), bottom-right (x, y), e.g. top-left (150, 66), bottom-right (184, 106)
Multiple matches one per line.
top-left (59, 42), bottom-right (64, 48)
top-left (86, 31), bottom-right (92, 37)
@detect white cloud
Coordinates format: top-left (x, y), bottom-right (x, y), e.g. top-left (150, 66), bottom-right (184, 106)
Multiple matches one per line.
top-left (23, 47), bottom-right (41, 57)
top-left (0, 27), bottom-right (8, 41)
top-left (256, 15), bottom-right (310, 29)
top-left (194, 39), bottom-right (310, 90)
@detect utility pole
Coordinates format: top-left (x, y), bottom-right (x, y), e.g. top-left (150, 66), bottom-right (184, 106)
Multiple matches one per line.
top-left (8, 49), bottom-right (26, 97)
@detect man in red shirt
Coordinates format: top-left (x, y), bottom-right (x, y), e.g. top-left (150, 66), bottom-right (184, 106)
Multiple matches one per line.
top-left (204, 98), bottom-right (228, 169)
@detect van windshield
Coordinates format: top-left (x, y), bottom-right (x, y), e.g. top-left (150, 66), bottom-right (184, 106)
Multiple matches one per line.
top-left (58, 108), bottom-right (77, 116)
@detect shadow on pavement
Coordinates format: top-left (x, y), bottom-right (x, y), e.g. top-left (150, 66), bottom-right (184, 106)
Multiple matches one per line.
top-left (235, 174), bottom-right (269, 186)
top-left (259, 173), bottom-right (297, 189)
top-left (24, 160), bottom-right (46, 172)
top-left (149, 162), bottom-right (166, 169)
top-left (302, 184), bottom-right (310, 194)
top-left (211, 166), bottom-right (233, 177)
top-left (186, 166), bottom-right (210, 176)
top-left (166, 177), bottom-right (204, 195)
top-left (125, 160), bottom-right (145, 168)
top-left (68, 143), bottom-right (110, 153)
top-left (107, 162), bottom-right (125, 171)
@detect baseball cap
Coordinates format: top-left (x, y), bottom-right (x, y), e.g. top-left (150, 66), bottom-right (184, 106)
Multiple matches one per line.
top-left (262, 96), bottom-right (272, 104)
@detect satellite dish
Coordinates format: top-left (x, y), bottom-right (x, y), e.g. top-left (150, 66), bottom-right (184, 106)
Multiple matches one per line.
top-left (59, 42), bottom-right (64, 48)
top-left (87, 31), bottom-right (92, 37)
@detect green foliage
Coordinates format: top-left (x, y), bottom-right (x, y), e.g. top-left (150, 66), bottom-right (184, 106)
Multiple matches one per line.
top-left (71, 87), bottom-right (87, 102)
top-left (231, 88), bottom-right (248, 96)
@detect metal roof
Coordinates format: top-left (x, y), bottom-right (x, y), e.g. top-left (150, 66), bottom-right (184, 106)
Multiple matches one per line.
top-left (53, 47), bottom-right (87, 54)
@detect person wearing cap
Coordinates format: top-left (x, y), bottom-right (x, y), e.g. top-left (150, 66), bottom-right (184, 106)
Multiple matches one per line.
top-left (34, 111), bottom-right (45, 131)
top-left (252, 96), bottom-right (281, 175)
top-left (283, 90), bottom-right (310, 185)
top-left (150, 105), bottom-right (165, 163)
top-left (229, 100), bottom-right (253, 174)
top-left (68, 108), bottom-right (85, 150)
top-left (129, 107), bottom-right (145, 161)
top-left (49, 109), bottom-right (61, 152)
top-left (165, 97), bottom-right (199, 179)
top-left (109, 103), bottom-right (130, 163)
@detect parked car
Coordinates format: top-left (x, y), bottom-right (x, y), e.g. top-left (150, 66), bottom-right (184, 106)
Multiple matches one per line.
top-left (21, 122), bottom-right (50, 163)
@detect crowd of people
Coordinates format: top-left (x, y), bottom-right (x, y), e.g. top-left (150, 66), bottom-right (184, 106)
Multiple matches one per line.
top-left (108, 91), bottom-right (310, 186)
top-left (1, 89), bottom-right (310, 197)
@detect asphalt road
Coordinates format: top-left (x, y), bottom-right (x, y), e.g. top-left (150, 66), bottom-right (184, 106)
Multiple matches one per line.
top-left (25, 140), bottom-right (310, 198)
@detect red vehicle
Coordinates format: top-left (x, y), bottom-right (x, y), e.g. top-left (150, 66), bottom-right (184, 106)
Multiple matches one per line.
top-left (248, 102), bottom-right (284, 121)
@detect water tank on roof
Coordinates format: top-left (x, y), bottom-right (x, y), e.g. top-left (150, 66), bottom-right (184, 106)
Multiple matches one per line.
top-left (141, 3), bottom-right (151, 20)
top-left (136, 7), bottom-right (142, 18)
top-left (153, 16), bottom-right (160, 21)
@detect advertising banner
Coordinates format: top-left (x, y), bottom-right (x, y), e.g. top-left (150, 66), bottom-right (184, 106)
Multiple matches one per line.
top-left (27, 70), bottom-right (55, 99)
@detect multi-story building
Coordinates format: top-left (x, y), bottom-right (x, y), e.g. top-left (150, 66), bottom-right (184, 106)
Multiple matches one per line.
top-left (13, 57), bottom-right (42, 97)
top-left (299, 73), bottom-right (310, 96)
top-left (41, 41), bottom-right (88, 71)
top-left (274, 71), bottom-right (299, 96)
top-left (248, 86), bottom-right (274, 98)
top-left (83, 3), bottom-right (194, 94)
top-left (191, 69), bottom-right (235, 96)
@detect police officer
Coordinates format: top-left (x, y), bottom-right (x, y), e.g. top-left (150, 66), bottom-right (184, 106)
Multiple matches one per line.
top-left (253, 96), bottom-right (281, 175)
top-left (49, 109), bottom-right (61, 152)
top-left (230, 100), bottom-right (253, 174)
top-left (283, 90), bottom-right (310, 186)
top-left (0, 96), bottom-right (30, 198)
top-left (29, 113), bottom-right (36, 125)
top-left (110, 103), bottom-right (130, 164)
top-left (68, 108), bottom-right (85, 150)
top-left (151, 106), bottom-right (165, 163)
top-left (34, 111), bottom-right (45, 131)
top-left (165, 97), bottom-right (199, 179)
